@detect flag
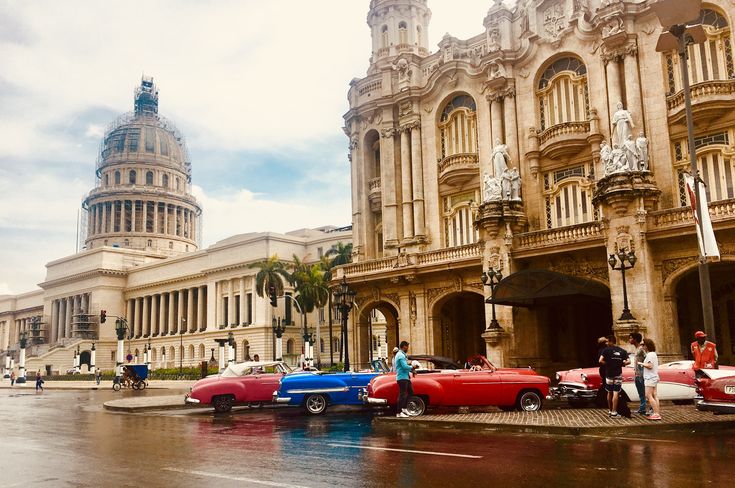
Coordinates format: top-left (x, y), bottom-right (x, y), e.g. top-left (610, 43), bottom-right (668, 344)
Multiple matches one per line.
top-left (685, 174), bottom-right (720, 260)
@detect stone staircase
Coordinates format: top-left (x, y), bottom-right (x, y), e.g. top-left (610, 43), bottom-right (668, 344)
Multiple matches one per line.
top-left (24, 339), bottom-right (85, 375)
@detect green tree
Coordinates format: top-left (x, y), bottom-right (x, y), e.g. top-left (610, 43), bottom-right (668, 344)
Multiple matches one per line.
top-left (322, 242), bottom-right (353, 364)
top-left (325, 242), bottom-right (353, 268)
top-left (249, 255), bottom-right (289, 299)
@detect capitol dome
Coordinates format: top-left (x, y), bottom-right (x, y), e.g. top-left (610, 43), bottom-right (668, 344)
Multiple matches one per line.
top-left (82, 77), bottom-right (202, 254)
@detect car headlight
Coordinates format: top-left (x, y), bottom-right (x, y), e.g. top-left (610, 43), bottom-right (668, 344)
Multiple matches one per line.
top-left (580, 373), bottom-right (587, 382)
top-left (555, 373), bottom-right (560, 382)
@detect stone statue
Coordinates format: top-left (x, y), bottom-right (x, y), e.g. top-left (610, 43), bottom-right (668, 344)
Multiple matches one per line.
top-left (519, 1), bottom-right (530, 33)
top-left (623, 134), bottom-right (639, 171)
top-left (611, 144), bottom-right (625, 173)
top-left (492, 138), bottom-right (510, 177)
top-left (483, 172), bottom-right (502, 202)
top-left (636, 131), bottom-right (649, 171)
top-left (611, 101), bottom-right (635, 147)
top-left (510, 168), bottom-right (522, 201)
top-left (501, 168), bottom-right (513, 200)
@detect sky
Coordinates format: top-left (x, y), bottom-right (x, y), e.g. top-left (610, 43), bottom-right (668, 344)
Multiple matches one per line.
top-left (0, 0), bottom-right (511, 294)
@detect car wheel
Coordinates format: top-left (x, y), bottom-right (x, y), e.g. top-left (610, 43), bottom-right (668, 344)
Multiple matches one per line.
top-left (405, 396), bottom-right (426, 416)
top-left (673, 399), bottom-right (694, 405)
top-left (213, 395), bottom-right (234, 413)
top-left (137, 381), bottom-right (147, 390)
top-left (112, 382), bottom-right (121, 392)
top-left (567, 399), bottom-right (588, 408)
top-left (132, 381), bottom-right (140, 390)
top-left (517, 390), bottom-right (543, 412)
top-left (304, 394), bottom-right (328, 415)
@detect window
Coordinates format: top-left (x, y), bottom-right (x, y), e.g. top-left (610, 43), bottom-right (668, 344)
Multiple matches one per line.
top-left (146, 171), bottom-right (153, 185)
top-left (160, 133), bottom-right (169, 156)
top-left (104, 174), bottom-right (109, 186)
top-left (145, 127), bottom-right (155, 152)
top-left (443, 191), bottom-right (479, 247)
top-left (169, 241), bottom-right (173, 249)
top-left (380, 25), bottom-right (388, 48)
top-left (128, 129), bottom-right (140, 152)
top-left (398, 21), bottom-right (408, 45)
top-left (162, 174), bottom-right (169, 188)
top-left (675, 130), bottom-right (735, 204)
top-left (286, 339), bottom-right (294, 354)
top-left (536, 57), bottom-right (589, 131)
top-left (543, 163), bottom-right (595, 229)
top-left (320, 338), bottom-right (325, 353)
top-left (129, 170), bottom-right (137, 185)
top-left (175, 177), bottom-right (180, 190)
top-left (665, 9), bottom-right (734, 94)
top-left (439, 95), bottom-right (478, 160)
top-left (124, 239), bottom-right (130, 246)
top-left (147, 239), bottom-right (152, 248)
top-left (188, 344), bottom-right (195, 360)
top-left (114, 171), bottom-right (121, 185)
top-left (110, 351), bottom-right (115, 361)
top-left (285, 292), bottom-right (293, 325)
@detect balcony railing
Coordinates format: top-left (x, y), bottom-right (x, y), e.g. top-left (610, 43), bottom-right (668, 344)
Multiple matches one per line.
top-left (537, 121), bottom-right (591, 159)
top-left (650, 198), bottom-right (735, 233)
top-left (666, 80), bottom-right (735, 112)
top-left (415, 242), bottom-right (482, 265)
top-left (514, 221), bottom-right (604, 253)
top-left (438, 153), bottom-right (479, 186)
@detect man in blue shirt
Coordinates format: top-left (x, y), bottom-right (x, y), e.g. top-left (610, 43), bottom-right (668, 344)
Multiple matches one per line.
top-left (395, 341), bottom-right (415, 418)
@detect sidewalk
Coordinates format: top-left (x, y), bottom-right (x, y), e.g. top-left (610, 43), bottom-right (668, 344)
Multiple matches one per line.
top-left (0, 379), bottom-right (195, 391)
top-left (104, 394), bottom-right (190, 412)
top-left (375, 404), bottom-right (735, 435)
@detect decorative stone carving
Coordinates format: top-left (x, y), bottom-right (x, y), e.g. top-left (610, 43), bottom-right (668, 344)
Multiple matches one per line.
top-left (380, 127), bottom-right (396, 138)
top-left (392, 58), bottom-right (412, 82)
top-left (488, 22), bottom-right (501, 51)
top-left (426, 286), bottom-right (453, 305)
top-left (510, 167), bottom-right (522, 201)
top-left (661, 256), bottom-right (699, 284)
top-left (349, 137), bottom-right (358, 150)
top-left (543, 3), bottom-right (567, 40)
top-left (614, 226), bottom-right (633, 252)
top-left (483, 139), bottom-right (521, 203)
top-left (383, 293), bottom-right (400, 307)
top-left (487, 60), bottom-right (506, 80)
top-left (409, 292), bottom-right (417, 326)
top-left (550, 257), bottom-right (610, 284)
top-left (483, 171), bottom-right (502, 202)
top-left (611, 101), bottom-right (635, 147)
top-left (492, 138), bottom-right (510, 178)
top-left (602, 15), bottom-right (625, 38)
top-left (636, 132), bottom-right (649, 171)
top-left (398, 100), bottom-right (413, 117)
top-left (600, 104), bottom-right (650, 176)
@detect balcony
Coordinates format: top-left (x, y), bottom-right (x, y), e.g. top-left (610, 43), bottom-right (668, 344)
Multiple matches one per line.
top-left (438, 152), bottom-right (479, 187)
top-left (667, 80), bottom-right (735, 125)
top-left (648, 198), bottom-right (735, 239)
top-left (513, 221), bottom-right (605, 258)
top-left (537, 121), bottom-right (591, 160)
top-left (368, 177), bottom-right (382, 212)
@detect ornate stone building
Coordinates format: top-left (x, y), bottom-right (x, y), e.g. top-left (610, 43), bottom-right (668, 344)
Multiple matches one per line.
top-left (0, 79), bottom-right (350, 375)
top-left (340, 0), bottom-right (735, 374)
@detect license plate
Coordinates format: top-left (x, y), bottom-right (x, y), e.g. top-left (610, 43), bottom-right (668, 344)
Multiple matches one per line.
top-left (725, 386), bottom-right (735, 395)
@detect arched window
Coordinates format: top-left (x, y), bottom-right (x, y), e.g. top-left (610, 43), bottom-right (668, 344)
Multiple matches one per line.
top-left (665, 9), bottom-right (734, 94)
top-left (175, 177), bottom-right (180, 190)
top-left (439, 95), bottom-right (478, 160)
top-left (332, 338), bottom-right (340, 353)
top-left (151, 349), bottom-right (157, 362)
top-left (147, 239), bottom-right (152, 248)
top-left (114, 171), bottom-right (121, 185)
top-left (124, 239), bottom-right (129, 246)
top-left (188, 344), bottom-right (195, 360)
top-left (110, 351), bottom-right (115, 361)
top-left (146, 171), bottom-right (153, 185)
top-left (169, 346), bottom-right (175, 359)
top-left (169, 241), bottom-right (173, 249)
top-left (286, 339), bottom-right (294, 354)
top-left (242, 340), bottom-right (250, 360)
top-left (543, 163), bottom-right (595, 229)
top-left (674, 130), bottom-right (735, 205)
top-left (320, 338), bottom-right (325, 353)
top-left (129, 170), bottom-right (137, 185)
top-left (104, 174), bottom-right (109, 186)
top-left (443, 191), bottom-right (479, 247)
top-left (199, 344), bottom-right (206, 359)
top-left (381, 25), bottom-right (389, 48)
top-left (162, 174), bottom-right (169, 188)
top-left (398, 21), bottom-right (408, 45)
top-left (536, 57), bottom-right (589, 131)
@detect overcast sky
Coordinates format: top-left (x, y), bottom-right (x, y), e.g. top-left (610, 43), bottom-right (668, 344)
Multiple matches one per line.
top-left (0, 0), bottom-right (511, 294)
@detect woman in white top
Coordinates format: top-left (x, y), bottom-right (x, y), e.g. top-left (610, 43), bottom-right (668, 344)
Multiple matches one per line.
top-left (642, 338), bottom-right (661, 420)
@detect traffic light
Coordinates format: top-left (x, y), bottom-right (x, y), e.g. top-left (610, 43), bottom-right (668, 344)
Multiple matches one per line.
top-left (269, 286), bottom-right (277, 307)
top-left (100, 310), bottom-right (107, 323)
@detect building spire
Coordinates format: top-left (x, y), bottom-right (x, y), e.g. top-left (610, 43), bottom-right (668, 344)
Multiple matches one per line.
top-left (134, 76), bottom-right (158, 116)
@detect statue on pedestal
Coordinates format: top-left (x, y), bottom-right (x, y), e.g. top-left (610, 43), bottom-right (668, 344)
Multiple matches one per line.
top-left (510, 168), bottom-right (522, 201)
top-left (611, 101), bottom-right (635, 148)
top-left (636, 132), bottom-right (649, 171)
top-left (623, 134), bottom-right (639, 171)
top-left (483, 172), bottom-right (502, 202)
top-left (501, 168), bottom-right (513, 200)
top-left (492, 138), bottom-right (510, 178)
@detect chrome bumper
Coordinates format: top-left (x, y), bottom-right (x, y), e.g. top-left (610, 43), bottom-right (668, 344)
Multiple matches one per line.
top-left (696, 400), bottom-right (735, 414)
top-left (549, 385), bottom-right (598, 401)
top-left (184, 395), bottom-right (200, 404)
top-left (365, 397), bottom-right (388, 405)
top-left (272, 391), bottom-right (292, 404)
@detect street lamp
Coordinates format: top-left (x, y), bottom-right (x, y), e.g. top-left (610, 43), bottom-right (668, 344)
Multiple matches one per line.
top-left (146, 338), bottom-right (152, 371)
top-left (653, 0), bottom-right (716, 342)
top-left (333, 276), bottom-right (356, 372)
top-left (302, 329), bottom-right (315, 369)
top-left (17, 331), bottom-right (27, 384)
top-left (114, 318), bottom-right (129, 382)
top-left (272, 317), bottom-right (286, 361)
top-left (481, 268), bottom-right (504, 330)
top-left (179, 318), bottom-right (186, 374)
top-left (227, 331), bottom-right (235, 365)
top-left (608, 249), bottom-right (637, 321)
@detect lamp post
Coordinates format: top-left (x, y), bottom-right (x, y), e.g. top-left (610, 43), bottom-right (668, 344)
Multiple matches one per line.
top-left (302, 329), bottom-right (315, 369)
top-left (90, 342), bottom-right (96, 374)
top-left (653, 0), bottom-right (716, 342)
top-left (481, 268), bottom-right (504, 330)
top-left (333, 276), bottom-right (356, 372)
top-left (272, 317), bottom-right (286, 361)
top-left (4, 352), bottom-right (10, 379)
top-left (608, 249), bottom-right (637, 321)
top-left (17, 331), bottom-right (27, 384)
top-left (227, 331), bottom-right (235, 365)
top-left (179, 318), bottom-right (186, 374)
top-left (114, 318), bottom-right (129, 381)
top-left (74, 345), bottom-right (81, 374)
top-left (146, 338), bottom-right (152, 371)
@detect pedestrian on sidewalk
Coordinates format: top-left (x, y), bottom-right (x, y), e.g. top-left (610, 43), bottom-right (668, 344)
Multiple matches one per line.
top-left (691, 330), bottom-right (718, 376)
top-left (629, 332), bottom-right (647, 415)
top-left (395, 341), bottom-right (415, 418)
top-left (642, 338), bottom-right (661, 420)
top-left (10, 371), bottom-right (15, 387)
top-left (35, 371), bottom-right (44, 392)
top-left (95, 369), bottom-right (102, 385)
top-left (599, 335), bottom-right (630, 418)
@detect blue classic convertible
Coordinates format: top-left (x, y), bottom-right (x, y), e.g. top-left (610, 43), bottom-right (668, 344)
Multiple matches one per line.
top-left (273, 362), bottom-right (386, 415)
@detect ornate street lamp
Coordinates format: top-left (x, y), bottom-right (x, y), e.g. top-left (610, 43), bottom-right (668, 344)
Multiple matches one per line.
top-left (333, 276), bottom-right (356, 372)
top-left (272, 317), bottom-right (286, 361)
top-left (146, 338), bottom-right (152, 371)
top-left (481, 268), bottom-right (504, 330)
top-left (302, 328), bottom-right (315, 368)
top-left (653, 0), bottom-right (716, 342)
top-left (227, 331), bottom-right (235, 365)
top-left (17, 331), bottom-right (28, 384)
top-left (608, 249), bottom-right (637, 321)
top-left (114, 318), bottom-right (129, 381)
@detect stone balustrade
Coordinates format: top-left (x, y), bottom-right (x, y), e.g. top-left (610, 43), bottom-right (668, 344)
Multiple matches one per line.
top-left (415, 243), bottom-right (483, 265)
top-left (514, 221), bottom-right (603, 252)
top-left (650, 198), bottom-right (735, 231)
top-left (666, 80), bottom-right (735, 111)
top-left (357, 78), bottom-right (382, 97)
top-left (537, 120), bottom-right (590, 145)
top-left (340, 243), bottom-right (482, 278)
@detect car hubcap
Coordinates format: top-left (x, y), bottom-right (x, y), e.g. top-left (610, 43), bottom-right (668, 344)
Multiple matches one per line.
top-left (521, 394), bottom-right (540, 411)
top-left (406, 398), bottom-right (424, 416)
top-left (308, 396), bottom-right (325, 412)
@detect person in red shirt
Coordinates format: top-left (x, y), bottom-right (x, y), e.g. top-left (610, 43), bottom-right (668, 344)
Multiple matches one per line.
top-left (691, 330), bottom-right (718, 372)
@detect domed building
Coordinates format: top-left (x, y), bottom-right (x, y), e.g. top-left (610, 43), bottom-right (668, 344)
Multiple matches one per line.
top-left (83, 77), bottom-right (201, 254)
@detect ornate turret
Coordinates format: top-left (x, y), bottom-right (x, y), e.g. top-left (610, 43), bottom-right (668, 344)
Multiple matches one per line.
top-left (367, 0), bottom-right (431, 63)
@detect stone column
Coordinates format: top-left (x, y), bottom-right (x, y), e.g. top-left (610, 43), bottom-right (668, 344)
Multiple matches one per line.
top-left (177, 289), bottom-right (185, 333)
top-left (73, 295), bottom-right (81, 335)
top-left (187, 288), bottom-right (194, 332)
top-left (400, 127), bottom-right (414, 239)
top-left (228, 280), bottom-right (235, 327)
top-left (605, 56), bottom-right (623, 130)
top-left (153, 201), bottom-right (159, 234)
top-left (142, 295), bottom-right (149, 337)
top-left (101, 203), bottom-right (107, 234)
top-left (64, 297), bottom-right (72, 338)
top-left (150, 294), bottom-right (158, 336)
top-left (197, 286), bottom-right (206, 331)
top-left (131, 200), bottom-right (137, 233)
top-left (623, 48), bottom-right (643, 132)
top-left (163, 204), bottom-right (169, 235)
top-left (410, 124), bottom-right (425, 238)
top-left (168, 291), bottom-right (175, 334)
top-left (206, 281), bottom-right (216, 331)
top-left (81, 294), bottom-right (89, 315)
top-left (50, 300), bottom-right (59, 344)
top-left (126, 299), bottom-right (133, 331)
top-left (158, 294), bottom-right (166, 336)
top-left (135, 297), bottom-right (143, 338)
top-left (380, 128), bottom-right (399, 248)
top-left (503, 89), bottom-right (519, 169)
top-left (489, 95), bottom-right (504, 149)
top-left (121, 200), bottom-right (128, 233)
top-left (217, 281), bottom-right (224, 327)
top-left (239, 278), bottom-right (246, 326)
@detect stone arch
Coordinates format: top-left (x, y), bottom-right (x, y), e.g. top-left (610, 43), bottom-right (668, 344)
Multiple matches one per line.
top-left (242, 340), bottom-right (250, 360)
top-left (79, 350), bottom-right (91, 373)
top-left (534, 54), bottom-right (589, 132)
top-left (188, 344), bottom-right (195, 361)
top-left (356, 299), bottom-right (400, 370)
top-left (430, 289), bottom-right (485, 364)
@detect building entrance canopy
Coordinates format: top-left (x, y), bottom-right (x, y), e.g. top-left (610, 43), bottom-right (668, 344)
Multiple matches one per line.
top-left (488, 269), bottom-right (609, 307)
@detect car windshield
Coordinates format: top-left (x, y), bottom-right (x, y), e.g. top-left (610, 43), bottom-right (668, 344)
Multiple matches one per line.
top-left (220, 361), bottom-right (292, 377)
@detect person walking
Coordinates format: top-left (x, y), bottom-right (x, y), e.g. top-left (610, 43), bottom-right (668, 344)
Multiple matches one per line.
top-left (691, 331), bottom-right (718, 373)
top-left (599, 335), bottom-right (630, 418)
top-left (95, 368), bottom-right (102, 386)
top-left (35, 371), bottom-right (44, 392)
top-left (629, 332), bottom-right (647, 415)
top-left (395, 341), bottom-right (415, 418)
top-left (10, 371), bottom-right (15, 387)
top-left (642, 338), bottom-right (661, 420)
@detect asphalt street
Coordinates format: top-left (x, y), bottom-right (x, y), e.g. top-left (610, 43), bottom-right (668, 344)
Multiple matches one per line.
top-left (0, 387), bottom-right (733, 488)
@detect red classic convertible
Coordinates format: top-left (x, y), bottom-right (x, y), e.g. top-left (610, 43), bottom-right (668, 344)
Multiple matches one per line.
top-left (696, 369), bottom-right (735, 414)
top-left (185, 361), bottom-right (292, 413)
top-left (363, 356), bottom-right (550, 415)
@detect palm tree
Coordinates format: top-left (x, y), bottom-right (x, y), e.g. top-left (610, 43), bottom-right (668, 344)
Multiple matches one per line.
top-left (326, 242), bottom-right (353, 267)
top-left (249, 255), bottom-right (289, 300)
top-left (323, 242), bottom-right (353, 365)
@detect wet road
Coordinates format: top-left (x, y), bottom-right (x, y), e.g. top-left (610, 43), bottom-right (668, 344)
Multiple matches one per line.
top-left (1, 388), bottom-right (733, 488)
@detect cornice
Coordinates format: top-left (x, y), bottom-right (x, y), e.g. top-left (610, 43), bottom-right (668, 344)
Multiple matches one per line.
top-left (39, 268), bottom-right (128, 290)
top-left (0, 305), bottom-right (44, 318)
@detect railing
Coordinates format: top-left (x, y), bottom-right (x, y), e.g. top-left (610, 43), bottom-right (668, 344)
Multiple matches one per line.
top-left (514, 221), bottom-right (603, 251)
top-left (340, 243), bottom-right (482, 277)
top-left (341, 256), bottom-right (397, 276)
top-left (377, 47), bottom-right (390, 58)
top-left (415, 243), bottom-right (482, 265)
top-left (437, 153), bottom-right (479, 175)
top-left (666, 80), bottom-right (735, 111)
top-left (358, 79), bottom-right (382, 97)
top-left (368, 177), bottom-right (381, 192)
top-left (396, 43), bottom-right (413, 53)
top-left (650, 198), bottom-right (735, 230)
top-left (537, 121), bottom-right (590, 145)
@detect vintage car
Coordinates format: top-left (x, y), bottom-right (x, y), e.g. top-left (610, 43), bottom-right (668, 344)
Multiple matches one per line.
top-left (363, 356), bottom-right (550, 415)
top-left (185, 360), bottom-right (292, 413)
top-left (552, 360), bottom-right (735, 407)
top-left (696, 369), bottom-right (735, 414)
top-left (273, 368), bottom-right (383, 415)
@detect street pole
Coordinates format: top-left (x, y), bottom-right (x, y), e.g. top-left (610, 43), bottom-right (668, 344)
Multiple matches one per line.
top-left (90, 343), bottom-right (96, 374)
top-left (17, 333), bottom-right (27, 384)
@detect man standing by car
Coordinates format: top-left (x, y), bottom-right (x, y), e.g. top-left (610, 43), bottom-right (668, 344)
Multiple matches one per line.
top-left (395, 341), bottom-right (415, 418)
top-left (691, 331), bottom-right (718, 374)
top-left (629, 333), bottom-right (647, 415)
top-left (599, 335), bottom-right (630, 418)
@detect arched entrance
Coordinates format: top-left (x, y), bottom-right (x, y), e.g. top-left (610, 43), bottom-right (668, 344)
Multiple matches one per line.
top-left (675, 261), bottom-right (735, 365)
top-left (432, 292), bottom-right (485, 364)
top-left (79, 350), bottom-right (91, 373)
top-left (357, 301), bottom-right (399, 370)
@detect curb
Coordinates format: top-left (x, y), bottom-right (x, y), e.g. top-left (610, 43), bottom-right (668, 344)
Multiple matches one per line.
top-left (103, 401), bottom-right (191, 413)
